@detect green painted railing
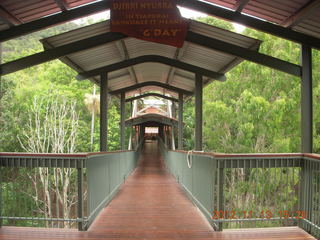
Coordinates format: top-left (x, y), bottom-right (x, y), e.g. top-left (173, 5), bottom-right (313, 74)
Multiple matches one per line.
top-left (0, 146), bottom-right (142, 231)
top-left (160, 140), bottom-right (320, 239)
top-left (86, 150), bottom-right (139, 228)
top-left (0, 153), bottom-right (87, 230)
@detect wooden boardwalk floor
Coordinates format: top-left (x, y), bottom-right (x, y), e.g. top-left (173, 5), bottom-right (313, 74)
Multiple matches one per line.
top-left (0, 141), bottom-right (316, 240)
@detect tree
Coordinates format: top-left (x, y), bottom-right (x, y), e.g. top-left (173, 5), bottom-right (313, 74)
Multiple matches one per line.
top-left (84, 84), bottom-right (99, 151)
top-left (18, 93), bottom-right (79, 228)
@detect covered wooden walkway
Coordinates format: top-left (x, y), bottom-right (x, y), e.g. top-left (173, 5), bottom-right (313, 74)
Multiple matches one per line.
top-left (0, 141), bottom-right (315, 240)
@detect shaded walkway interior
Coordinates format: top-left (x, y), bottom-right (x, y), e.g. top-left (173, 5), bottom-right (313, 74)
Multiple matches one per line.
top-left (88, 140), bottom-right (214, 238)
top-left (0, 141), bottom-right (315, 239)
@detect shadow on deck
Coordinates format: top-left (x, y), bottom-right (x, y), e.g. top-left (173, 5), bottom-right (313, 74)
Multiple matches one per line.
top-left (0, 141), bottom-right (315, 240)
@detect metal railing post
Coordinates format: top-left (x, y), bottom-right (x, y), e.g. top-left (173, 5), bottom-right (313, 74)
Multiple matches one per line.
top-left (217, 160), bottom-right (224, 231)
top-left (77, 167), bottom-right (84, 231)
top-left (299, 158), bottom-right (313, 232)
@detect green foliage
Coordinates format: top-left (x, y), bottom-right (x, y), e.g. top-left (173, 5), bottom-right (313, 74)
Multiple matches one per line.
top-left (0, 31), bottom-right (122, 153)
top-left (180, 17), bottom-right (319, 154)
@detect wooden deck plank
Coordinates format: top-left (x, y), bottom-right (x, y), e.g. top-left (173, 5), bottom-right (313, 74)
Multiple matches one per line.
top-left (0, 141), bottom-right (316, 240)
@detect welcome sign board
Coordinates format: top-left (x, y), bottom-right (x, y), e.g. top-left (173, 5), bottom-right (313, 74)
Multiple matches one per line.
top-left (110, 0), bottom-right (190, 48)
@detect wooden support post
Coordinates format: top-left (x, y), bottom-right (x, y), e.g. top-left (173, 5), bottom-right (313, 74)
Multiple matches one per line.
top-left (120, 92), bottom-right (126, 150)
top-left (100, 73), bottom-right (108, 151)
top-left (195, 74), bottom-right (203, 151)
top-left (171, 101), bottom-right (176, 118)
top-left (171, 126), bottom-right (175, 150)
top-left (299, 45), bottom-right (313, 233)
top-left (178, 93), bottom-right (183, 150)
top-left (301, 44), bottom-right (313, 153)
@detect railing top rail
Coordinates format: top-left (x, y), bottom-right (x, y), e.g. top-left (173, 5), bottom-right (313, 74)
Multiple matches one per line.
top-left (0, 152), bottom-right (88, 158)
top-left (0, 150), bottom-right (136, 168)
top-left (213, 153), bottom-right (303, 158)
top-left (304, 153), bottom-right (320, 161)
top-left (87, 150), bottom-right (134, 157)
top-left (170, 150), bottom-right (320, 161)
top-left (0, 150), bottom-right (135, 159)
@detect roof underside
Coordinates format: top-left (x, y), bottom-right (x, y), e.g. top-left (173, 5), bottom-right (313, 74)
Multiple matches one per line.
top-left (1, 0), bottom-right (319, 98)
top-left (41, 20), bottom-right (261, 97)
top-left (0, 0), bottom-right (319, 39)
top-left (205, 0), bottom-right (320, 39)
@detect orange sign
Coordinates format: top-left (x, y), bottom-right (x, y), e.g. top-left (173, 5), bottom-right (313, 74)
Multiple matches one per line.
top-left (110, 0), bottom-right (190, 48)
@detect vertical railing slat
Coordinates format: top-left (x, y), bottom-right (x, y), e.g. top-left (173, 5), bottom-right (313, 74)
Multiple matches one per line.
top-left (77, 165), bottom-right (84, 231)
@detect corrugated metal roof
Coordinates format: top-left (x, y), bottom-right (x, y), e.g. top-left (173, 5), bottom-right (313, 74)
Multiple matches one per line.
top-left (0, 0), bottom-right (61, 23)
top-left (0, 0), bottom-right (99, 24)
top-left (243, 0), bottom-right (309, 24)
top-left (65, 0), bottom-right (99, 8)
top-left (1, 0), bottom-right (320, 42)
top-left (293, 10), bottom-right (320, 38)
top-left (41, 19), bottom-right (261, 97)
top-left (203, 0), bottom-right (320, 39)
top-left (203, 0), bottom-right (237, 10)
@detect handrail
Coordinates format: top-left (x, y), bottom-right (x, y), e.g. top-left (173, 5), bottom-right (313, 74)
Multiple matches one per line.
top-left (168, 150), bottom-right (320, 161)
top-left (0, 152), bottom-right (88, 158)
top-left (0, 150), bottom-right (135, 158)
top-left (0, 150), bottom-right (139, 231)
top-left (162, 148), bottom-right (320, 239)
top-left (2, 151), bottom-right (317, 160)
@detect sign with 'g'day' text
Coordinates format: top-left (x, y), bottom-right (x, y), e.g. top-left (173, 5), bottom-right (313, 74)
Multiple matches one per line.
top-left (110, 0), bottom-right (190, 48)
